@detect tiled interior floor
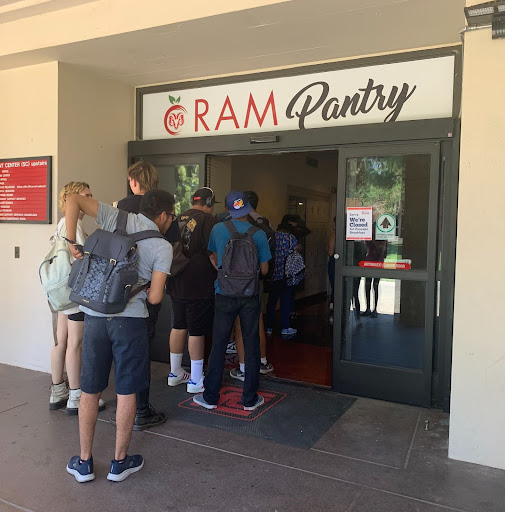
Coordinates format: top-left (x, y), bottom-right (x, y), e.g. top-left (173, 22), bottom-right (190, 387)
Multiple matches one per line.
top-left (1, 362), bottom-right (505, 512)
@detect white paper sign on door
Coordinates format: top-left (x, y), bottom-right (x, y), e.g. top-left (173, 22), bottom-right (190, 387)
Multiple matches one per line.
top-left (346, 207), bottom-right (373, 240)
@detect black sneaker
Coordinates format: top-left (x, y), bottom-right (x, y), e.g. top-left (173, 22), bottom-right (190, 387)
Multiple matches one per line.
top-left (66, 455), bottom-right (95, 483)
top-left (107, 454), bottom-right (144, 482)
top-left (110, 404), bottom-right (167, 431)
top-left (133, 405), bottom-right (167, 431)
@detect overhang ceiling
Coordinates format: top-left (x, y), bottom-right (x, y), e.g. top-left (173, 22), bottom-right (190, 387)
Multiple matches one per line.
top-left (0, 0), bottom-right (465, 86)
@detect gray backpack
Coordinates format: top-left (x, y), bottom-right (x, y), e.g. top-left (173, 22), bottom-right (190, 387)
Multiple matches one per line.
top-left (217, 221), bottom-right (260, 297)
top-left (67, 210), bottom-right (165, 314)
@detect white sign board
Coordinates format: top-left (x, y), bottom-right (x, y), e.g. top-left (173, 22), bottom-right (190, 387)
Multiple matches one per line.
top-left (347, 207), bottom-right (373, 241)
top-left (375, 213), bottom-right (397, 241)
top-left (142, 56), bottom-right (455, 140)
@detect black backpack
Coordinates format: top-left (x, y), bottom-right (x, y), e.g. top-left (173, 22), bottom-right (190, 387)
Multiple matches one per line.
top-left (168, 211), bottom-right (202, 277)
top-left (247, 214), bottom-right (275, 279)
top-left (67, 210), bottom-right (165, 314)
top-left (217, 221), bottom-right (260, 297)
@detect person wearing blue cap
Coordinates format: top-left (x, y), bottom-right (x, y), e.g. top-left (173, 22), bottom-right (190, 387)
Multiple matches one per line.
top-left (193, 190), bottom-right (271, 411)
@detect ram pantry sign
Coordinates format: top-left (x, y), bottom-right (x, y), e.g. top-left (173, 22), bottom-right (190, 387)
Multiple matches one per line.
top-left (141, 56), bottom-right (455, 140)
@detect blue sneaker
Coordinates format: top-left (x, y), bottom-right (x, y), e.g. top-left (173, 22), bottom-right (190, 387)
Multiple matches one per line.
top-left (265, 328), bottom-right (273, 335)
top-left (193, 394), bottom-right (217, 409)
top-left (107, 454), bottom-right (144, 482)
top-left (66, 456), bottom-right (95, 483)
top-left (281, 327), bottom-right (297, 337)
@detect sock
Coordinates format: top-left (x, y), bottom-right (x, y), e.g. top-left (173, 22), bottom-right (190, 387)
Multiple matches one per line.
top-left (261, 357), bottom-right (267, 365)
top-left (170, 353), bottom-right (183, 375)
top-left (114, 456), bottom-right (126, 463)
top-left (191, 359), bottom-right (204, 383)
top-left (239, 363), bottom-right (245, 373)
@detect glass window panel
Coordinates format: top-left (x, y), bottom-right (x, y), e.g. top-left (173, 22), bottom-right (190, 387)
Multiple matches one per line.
top-left (344, 154), bottom-right (431, 271)
top-left (157, 163), bottom-right (201, 215)
top-left (340, 276), bottom-right (425, 370)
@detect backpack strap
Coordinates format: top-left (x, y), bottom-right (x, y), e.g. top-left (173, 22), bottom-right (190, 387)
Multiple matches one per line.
top-left (114, 209), bottom-right (129, 236)
top-left (224, 220), bottom-right (239, 235)
top-left (131, 230), bottom-right (166, 243)
top-left (245, 225), bottom-right (259, 237)
top-left (225, 220), bottom-right (259, 238)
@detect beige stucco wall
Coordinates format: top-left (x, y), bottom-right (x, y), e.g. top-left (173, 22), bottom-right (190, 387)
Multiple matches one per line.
top-left (449, 27), bottom-right (505, 470)
top-left (0, 62), bottom-right (134, 373)
top-left (0, 62), bottom-right (59, 371)
top-left (58, 64), bottom-right (134, 210)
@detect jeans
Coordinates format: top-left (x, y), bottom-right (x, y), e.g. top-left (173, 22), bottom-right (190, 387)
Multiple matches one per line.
top-left (266, 280), bottom-right (292, 330)
top-left (203, 294), bottom-right (261, 408)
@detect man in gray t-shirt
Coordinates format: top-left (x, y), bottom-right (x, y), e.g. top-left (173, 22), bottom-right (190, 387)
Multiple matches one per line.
top-left (64, 190), bottom-right (174, 483)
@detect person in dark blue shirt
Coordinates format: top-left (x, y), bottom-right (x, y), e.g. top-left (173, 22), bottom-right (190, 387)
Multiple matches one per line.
top-left (193, 191), bottom-right (271, 412)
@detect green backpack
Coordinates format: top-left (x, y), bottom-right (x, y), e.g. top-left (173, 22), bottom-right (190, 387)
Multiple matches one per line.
top-left (39, 223), bottom-right (74, 312)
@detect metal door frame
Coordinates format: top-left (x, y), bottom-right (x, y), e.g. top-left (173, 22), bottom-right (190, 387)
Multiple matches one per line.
top-left (333, 142), bottom-right (440, 407)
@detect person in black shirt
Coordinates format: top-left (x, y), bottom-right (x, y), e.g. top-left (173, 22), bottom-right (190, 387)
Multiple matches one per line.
top-left (114, 161), bottom-right (167, 431)
top-left (166, 187), bottom-right (217, 393)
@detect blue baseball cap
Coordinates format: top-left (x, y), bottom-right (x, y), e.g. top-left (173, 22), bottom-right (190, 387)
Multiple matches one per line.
top-left (225, 190), bottom-right (252, 219)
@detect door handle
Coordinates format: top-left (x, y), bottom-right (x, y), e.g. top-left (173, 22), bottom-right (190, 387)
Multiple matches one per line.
top-left (334, 253), bottom-right (340, 260)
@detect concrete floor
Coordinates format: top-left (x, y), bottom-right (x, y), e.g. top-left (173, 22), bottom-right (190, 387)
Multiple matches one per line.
top-left (1, 362), bottom-right (505, 512)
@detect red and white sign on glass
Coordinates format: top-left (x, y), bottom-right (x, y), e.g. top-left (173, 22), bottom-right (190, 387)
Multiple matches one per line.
top-left (0, 157), bottom-right (52, 223)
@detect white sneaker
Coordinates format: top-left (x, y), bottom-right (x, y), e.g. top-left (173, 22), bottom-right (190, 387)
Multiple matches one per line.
top-left (230, 368), bottom-right (245, 382)
top-left (50, 381), bottom-right (69, 410)
top-left (187, 377), bottom-right (205, 394)
top-left (66, 389), bottom-right (106, 415)
top-left (66, 388), bottom-right (81, 415)
top-left (167, 370), bottom-right (190, 387)
top-left (244, 395), bottom-right (265, 411)
top-left (226, 341), bottom-right (237, 354)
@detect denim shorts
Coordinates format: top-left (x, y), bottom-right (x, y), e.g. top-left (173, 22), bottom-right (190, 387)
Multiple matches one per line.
top-left (81, 315), bottom-right (149, 395)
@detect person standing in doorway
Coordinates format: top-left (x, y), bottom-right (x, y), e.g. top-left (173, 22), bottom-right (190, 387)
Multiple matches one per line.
top-left (193, 191), bottom-right (271, 411)
top-left (229, 190), bottom-right (275, 382)
top-left (265, 223), bottom-right (299, 337)
top-left (281, 213), bottom-right (311, 321)
top-left (115, 161), bottom-right (167, 430)
top-left (166, 187), bottom-right (217, 393)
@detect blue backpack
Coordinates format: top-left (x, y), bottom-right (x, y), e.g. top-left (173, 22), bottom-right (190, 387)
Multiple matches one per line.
top-left (284, 251), bottom-right (305, 287)
top-left (67, 210), bottom-right (165, 314)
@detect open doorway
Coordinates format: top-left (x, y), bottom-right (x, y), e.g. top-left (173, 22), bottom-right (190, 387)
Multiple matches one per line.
top-left (207, 151), bottom-right (338, 387)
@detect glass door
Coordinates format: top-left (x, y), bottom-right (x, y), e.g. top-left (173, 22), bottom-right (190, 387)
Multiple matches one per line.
top-left (131, 153), bottom-right (206, 363)
top-left (332, 143), bottom-right (440, 407)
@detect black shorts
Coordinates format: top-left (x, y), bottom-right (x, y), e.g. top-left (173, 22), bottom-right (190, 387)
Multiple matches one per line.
top-left (171, 297), bottom-right (214, 336)
top-left (68, 312), bottom-right (85, 322)
top-left (80, 315), bottom-right (149, 395)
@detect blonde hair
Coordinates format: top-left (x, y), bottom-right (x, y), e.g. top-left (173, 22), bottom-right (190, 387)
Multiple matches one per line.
top-left (58, 181), bottom-right (90, 213)
top-left (127, 161), bottom-right (159, 192)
